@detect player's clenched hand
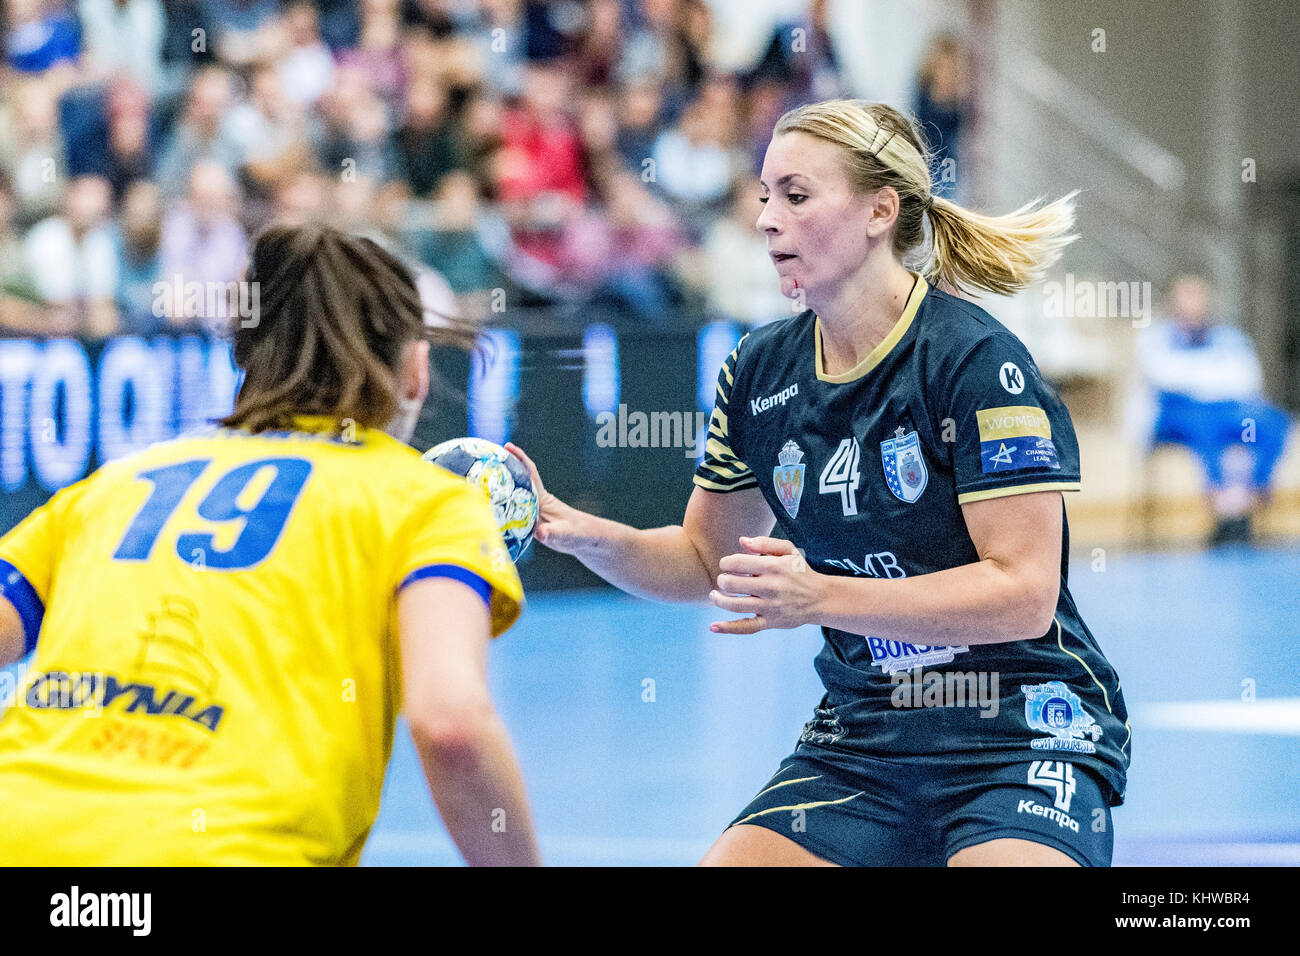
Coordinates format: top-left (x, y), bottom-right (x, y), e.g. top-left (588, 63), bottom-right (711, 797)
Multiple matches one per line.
top-left (709, 536), bottom-right (823, 634)
top-left (504, 442), bottom-right (588, 555)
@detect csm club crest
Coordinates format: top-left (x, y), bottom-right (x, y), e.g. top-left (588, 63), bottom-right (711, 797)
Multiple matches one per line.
top-left (773, 439), bottom-right (806, 518)
top-left (880, 426), bottom-right (928, 503)
top-left (1021, 680), bottom-right (1103, 754)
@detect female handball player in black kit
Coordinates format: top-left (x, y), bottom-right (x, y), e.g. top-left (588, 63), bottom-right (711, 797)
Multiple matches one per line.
top-left (509, 99), bottom-right (1129, 867)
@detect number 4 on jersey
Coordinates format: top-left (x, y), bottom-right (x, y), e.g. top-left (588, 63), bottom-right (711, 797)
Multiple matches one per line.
top-left (819, 437), bottom-right (861, 516)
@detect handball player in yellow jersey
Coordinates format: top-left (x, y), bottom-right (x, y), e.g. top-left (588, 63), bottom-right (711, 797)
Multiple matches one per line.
top-left (0, 225), bottom-right (541, 866)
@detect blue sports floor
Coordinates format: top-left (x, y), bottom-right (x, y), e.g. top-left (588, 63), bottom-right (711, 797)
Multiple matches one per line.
top-left (363, 544), bottom-right (1300, 866)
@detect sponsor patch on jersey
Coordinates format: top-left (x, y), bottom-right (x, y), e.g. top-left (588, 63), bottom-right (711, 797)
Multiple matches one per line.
top-left (977, 405), bottom-right (1060, 473)
top-left (866, 636), bottom-right (969, 675)
top-left (880, 428), bottom-right (928, 503)
top-left (1021, 680), bottom-right (1102, 754)
top-left (772, 439), bottom-right (806, 518)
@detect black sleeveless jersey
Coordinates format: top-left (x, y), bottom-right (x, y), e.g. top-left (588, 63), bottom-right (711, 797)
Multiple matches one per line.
top-left (694, 275), bottom-right (1131, 804)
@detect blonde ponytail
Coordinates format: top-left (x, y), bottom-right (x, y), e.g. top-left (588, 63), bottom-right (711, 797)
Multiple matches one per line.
top-left (925, 191), bottom-right (1078, 297)
top-left (772, 99), bottom-right (1078, 297)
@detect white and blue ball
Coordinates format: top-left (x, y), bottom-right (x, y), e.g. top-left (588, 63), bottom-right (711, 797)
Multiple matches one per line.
top-left (422, 437), bottom-right (539, 562)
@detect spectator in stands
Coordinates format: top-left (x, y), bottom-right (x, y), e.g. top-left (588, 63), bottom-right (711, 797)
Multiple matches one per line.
top-left (5, 0), bottom-right (81, 75)
top-left (227, 61), bottom-right (310, 197)
top-left (393, 78), bottom-right (460, 198)
top-left (620, 0), bottom-right (708, 118)
top-left (471, 0), bottom-right (527, 98)
top-left (738, 77), bottom-right (792, 173)
top-left (197, 0), bottom-right (281, 67)
top-left (0, 77), bottom-right (67, 228)
top-left (650, 76), bottom-right (746, 237)
top-left (278, 0), bottom-right (335, 107)
top-left (1137, 274), bottom-right (1292, 546)
top-left (313, 63), bottom-right (399, 185)
top-left (521, 0), bottom-right (577, 61)
top-left (270, 167), bottom-right (329, 225)
top-left (576, 88), bottom-right (622, 180)
top-left (154, 65), bottom-right (243, 197)
top-left (558, 166), bottom-right (685, 323)
top-left (748, 0), bottom-right (844, 108)
top-left (614, 80), bottom-right (662, 173)
top-left (494, 62), bottom-right (588, 277)
top-left (456, 89), bottom-right (505, 177)
top-left (0, 171), bottom-right (47, 333)
top-left (21, 173), bottom-right (118, 335)
top-left (409, 169), bottom-right (509, 304)
top-left (77, 0), bottom-right (165, 94)
top-left (572, 0), bottom-right (623, 89)
top-left (110, 178), bottom-right (165, 335)
top-left (63, 77), bottom-right (155, 198)
top-left (336, 0), bottom-right (409, 118)
top-left (686, 177), bottom-right (791, 327)
top-left (313, 0), bottom-right (360, 51)
top-left (157, 0), bottom-right (217, 101)
top-left (914, 33), bottom-right (971, 201)
top-left (400, 0), bottom-right (460, 39)
top-left (158, 160), bottom-right (247, 332)
top-left (103, 80), bottom-right (156, 197)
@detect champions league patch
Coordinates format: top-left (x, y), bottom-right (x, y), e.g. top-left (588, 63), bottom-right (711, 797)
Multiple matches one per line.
top-left (977, 406), bottom-right (1061, 474)
top-left (880, 427), bottom-right (928, 503)
top-left (773, 440), bottom-right (806, 518)
top-left (1021, 680), bottom-right (1103, 754)
top-left (866, 636), bottom-right (969, 675)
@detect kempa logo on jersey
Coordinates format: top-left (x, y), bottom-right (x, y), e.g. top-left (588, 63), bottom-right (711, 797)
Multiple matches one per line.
top-left (21, 670), bottom-right (225, 732)
top-left (750, 382), bottom-right (799, 416)
top-left (1016, 799), bottom-right (1079, 833)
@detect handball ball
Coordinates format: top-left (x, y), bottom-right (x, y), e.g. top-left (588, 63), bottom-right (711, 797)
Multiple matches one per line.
top-left (422, 437), bottom-right (539, 562)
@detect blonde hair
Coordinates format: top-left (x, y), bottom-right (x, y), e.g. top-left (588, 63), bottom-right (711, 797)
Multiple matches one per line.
top-left (772, 99), bottom-right (1077, 296)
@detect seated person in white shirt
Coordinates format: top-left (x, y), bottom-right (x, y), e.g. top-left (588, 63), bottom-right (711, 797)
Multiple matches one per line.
top-left (1137, 274), bottom-right (1291, 545)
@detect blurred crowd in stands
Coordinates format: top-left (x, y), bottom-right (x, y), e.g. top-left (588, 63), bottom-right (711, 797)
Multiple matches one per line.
top-left (0, 0), bottom-right (972, 337)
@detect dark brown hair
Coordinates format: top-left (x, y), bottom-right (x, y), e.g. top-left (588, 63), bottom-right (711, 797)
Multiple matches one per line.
top-left (220, 224), bottom-right (476, 433)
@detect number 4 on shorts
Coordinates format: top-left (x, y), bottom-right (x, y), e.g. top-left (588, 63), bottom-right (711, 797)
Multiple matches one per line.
top-left (1028, 760), bottom-right (1076, 813)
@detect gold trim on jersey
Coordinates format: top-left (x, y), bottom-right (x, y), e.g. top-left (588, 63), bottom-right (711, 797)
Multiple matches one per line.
top-left (814, 273), bottom-right (928, 383)
top-left (955, 481), bottom-right (1081, 504)
top-left (754, 774), bottom-right (821, 800)
top-left (732, 790), bottom-right (865, 826)
top-left (695, 338), bottom-right (757, 491)
top-left (1053, 615), bottom-right (1113, 715)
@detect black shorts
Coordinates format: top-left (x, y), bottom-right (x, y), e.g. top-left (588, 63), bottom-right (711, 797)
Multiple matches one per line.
top-left (727, 741), bottom-right (1115, 866)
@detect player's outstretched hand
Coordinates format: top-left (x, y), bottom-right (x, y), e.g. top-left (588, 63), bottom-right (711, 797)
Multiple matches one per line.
top-left (504, 442), bottom-right (587, 556)
top-left (709, 536), bottom-right (823, 634)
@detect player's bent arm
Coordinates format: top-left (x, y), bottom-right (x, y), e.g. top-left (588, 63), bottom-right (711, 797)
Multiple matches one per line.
top-left (506, 442), bottom-right (775, 605)
top-left (713, 491), bottom-right (1062, 644)
top-left (817, 490), bottom-right (1062, 643)
top-left (0, 597), bottom-right (24, 667)
top-left (555, 485), bottom-right (774, 605)
top-left (397, 577), bottom-right (542, 866)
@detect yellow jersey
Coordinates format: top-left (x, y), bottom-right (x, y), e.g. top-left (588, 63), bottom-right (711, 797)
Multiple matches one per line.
top-left (0, 415), bottom-right (523, 865)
